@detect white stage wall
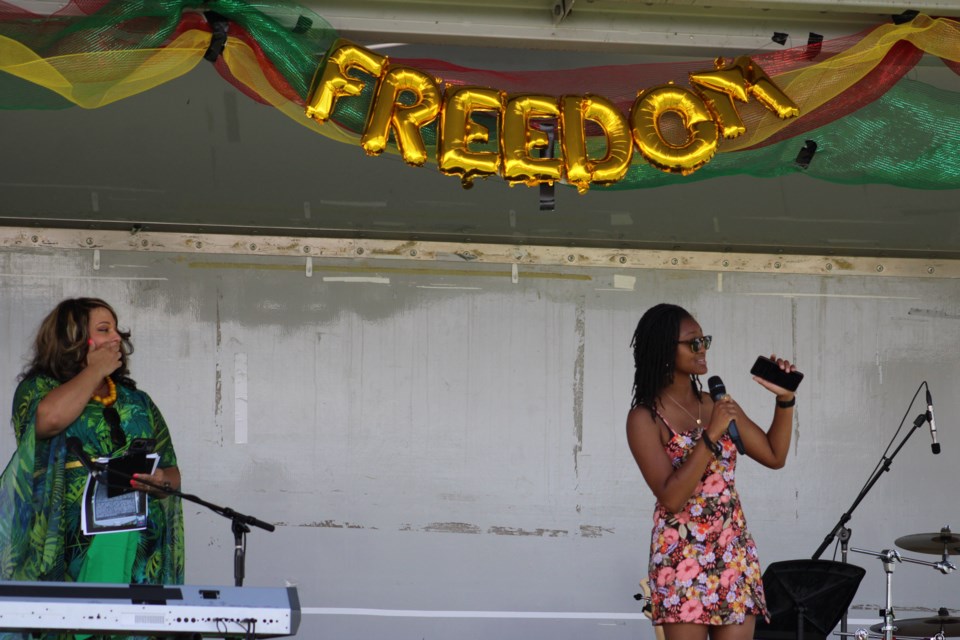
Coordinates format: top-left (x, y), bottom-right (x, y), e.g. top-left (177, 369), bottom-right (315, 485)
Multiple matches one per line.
top-left (1, 243), bottom-right (957, 639)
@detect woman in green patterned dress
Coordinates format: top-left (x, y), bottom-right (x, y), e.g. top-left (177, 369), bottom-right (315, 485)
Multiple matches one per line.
top-left (0, 297), bottom-right (184, 589)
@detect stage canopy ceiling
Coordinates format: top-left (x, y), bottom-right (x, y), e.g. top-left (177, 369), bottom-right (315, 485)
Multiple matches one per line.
top-left (1, 0), bottom-right (958, 259)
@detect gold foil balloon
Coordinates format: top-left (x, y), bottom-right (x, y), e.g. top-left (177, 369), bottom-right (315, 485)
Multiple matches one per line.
top-left (361, 66), bottom-right (441, 166)
top-left (501, 95), bottom-right (563, 186)
top-left (305, 40), bottom-right (387, 123)
top-left (689, 57), bottom-right (750, 139)
top-left (560, 94), bottom-right (632, 193)
top-left (734, 55), bottom-right (800, 119)
top-left (304, 43), bottom-right (793, 186)
top-left (630, 85), bottom-right (719, 175)
top-left (438, 86), bottom-right (505, 188)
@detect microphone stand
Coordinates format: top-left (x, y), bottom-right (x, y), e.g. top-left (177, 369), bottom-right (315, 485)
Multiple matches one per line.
top-left (811, 382), bottom-right (931, 635)
top-left (79, 453), bottom-right (273, 587)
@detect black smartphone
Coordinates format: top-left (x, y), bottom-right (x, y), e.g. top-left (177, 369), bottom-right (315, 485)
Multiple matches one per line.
top-left (129, 437), bottom-right (156, 454)
top-left (750, 356), bottom-right (804, 391)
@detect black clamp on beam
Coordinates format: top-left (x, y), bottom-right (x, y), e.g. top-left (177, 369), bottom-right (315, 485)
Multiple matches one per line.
top-left (204, 11), bottom-right (230, 62)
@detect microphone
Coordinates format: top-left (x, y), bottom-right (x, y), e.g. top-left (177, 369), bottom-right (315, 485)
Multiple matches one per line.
top-left (926, 387), bottom-right (941, 455)
top-left (707, 376), bottom-right (745, 455)
top-left (66, 437), bottom-right (99, 475)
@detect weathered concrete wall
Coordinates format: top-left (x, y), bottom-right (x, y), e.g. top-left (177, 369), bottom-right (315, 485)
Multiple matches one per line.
top-left (1, 245), bottom-right (957, 639)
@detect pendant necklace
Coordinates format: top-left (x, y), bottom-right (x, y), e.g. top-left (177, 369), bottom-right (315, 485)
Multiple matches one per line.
top-left (665, 392), bottom-right (702, 425)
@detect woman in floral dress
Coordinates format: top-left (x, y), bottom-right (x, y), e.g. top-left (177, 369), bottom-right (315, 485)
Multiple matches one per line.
top-left (626, 303), bottom-right (797, 640)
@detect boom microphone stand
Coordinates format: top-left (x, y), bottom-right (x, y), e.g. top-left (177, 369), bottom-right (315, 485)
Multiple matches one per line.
top-left (68, 438), bottom-right (273, 587)
top-left (810, 381), bottom-right (935, 633)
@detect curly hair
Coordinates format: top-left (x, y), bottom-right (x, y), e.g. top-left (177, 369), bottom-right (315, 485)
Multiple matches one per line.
top-left (21, 297), bottom-right (136, 388)
top-left (630, 303), bottom-right (701, 415)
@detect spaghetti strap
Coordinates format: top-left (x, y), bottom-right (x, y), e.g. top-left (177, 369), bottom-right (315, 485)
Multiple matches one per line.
top-left (652, 407), bottom-right (678, 439)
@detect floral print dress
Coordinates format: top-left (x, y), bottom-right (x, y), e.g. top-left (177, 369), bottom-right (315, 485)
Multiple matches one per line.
top-left (648, 412), bottom-right (768, 626)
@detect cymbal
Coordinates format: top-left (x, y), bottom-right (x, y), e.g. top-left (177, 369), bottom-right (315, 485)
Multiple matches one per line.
top-left (871, 614), bottom-right (960, 637)
top-left (896, 530), bottom-right (960, 556)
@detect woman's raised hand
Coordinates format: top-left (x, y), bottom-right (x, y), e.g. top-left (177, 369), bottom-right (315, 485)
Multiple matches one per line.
top-left (752, 353), bottom-right (797, 397)
top-left (707, 393), bottom-right (739, 437)
top-left (86, 339), bottom-right (122, 377)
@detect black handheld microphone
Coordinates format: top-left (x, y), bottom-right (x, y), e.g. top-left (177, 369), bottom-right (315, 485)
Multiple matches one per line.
top-left (66, 437), bottom-right (99, 474)
top-left (707, 376), bottom-right (745, 455)
top-left (926, 387), bottom-right (941, 455)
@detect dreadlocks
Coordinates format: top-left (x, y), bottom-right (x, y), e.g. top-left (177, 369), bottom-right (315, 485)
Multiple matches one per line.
top-left (630, 303), bottom-right (701, 415)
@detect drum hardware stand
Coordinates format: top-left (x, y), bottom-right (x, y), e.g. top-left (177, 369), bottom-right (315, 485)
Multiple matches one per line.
top-left (849, 547), bottom-right (956, 640)
top-left (812, 383), bottom-right (934, 633)
top-left (938, 527), bottom-right (955, 568)
top-left (836, 628), bottom-right (946, 640)
top-left (852, 548), bottom-right (901, 640)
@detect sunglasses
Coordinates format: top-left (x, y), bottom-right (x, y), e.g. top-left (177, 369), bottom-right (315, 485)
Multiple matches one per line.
top-left (102, 406), bottom-right (126, 448)
top-left (678, 335), bottom-right (712, 353)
